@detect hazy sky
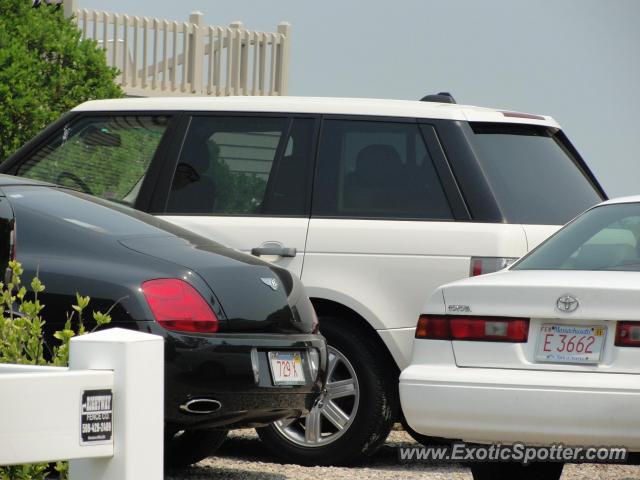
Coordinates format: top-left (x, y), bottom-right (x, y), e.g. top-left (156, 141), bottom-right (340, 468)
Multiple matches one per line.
top-left (79, 0), bottom-right (640, 197)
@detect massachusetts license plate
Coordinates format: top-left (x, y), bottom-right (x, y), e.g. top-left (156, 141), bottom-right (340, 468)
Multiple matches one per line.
top-left (268, 351), bottom-right (306, 385)
top-left (535, 324), bottom-right (607, 364)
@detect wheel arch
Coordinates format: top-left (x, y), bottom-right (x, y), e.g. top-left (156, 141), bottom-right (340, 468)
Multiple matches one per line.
top-left (310, 296), bottom-right (400, 381)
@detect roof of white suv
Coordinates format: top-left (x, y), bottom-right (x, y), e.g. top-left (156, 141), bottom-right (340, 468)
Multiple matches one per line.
top-left (601, 195), bottom-right (640, 205)
top-left (73, 96), bottom-right (560, 128)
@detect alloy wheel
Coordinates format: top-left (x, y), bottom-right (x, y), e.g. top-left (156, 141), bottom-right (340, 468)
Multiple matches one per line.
top-left (272, 345), bottom-right (359, 446)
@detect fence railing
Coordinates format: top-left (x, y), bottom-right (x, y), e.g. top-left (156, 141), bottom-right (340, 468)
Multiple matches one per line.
top-left (0, 328), bottom-right (163, 480)
top-left (64, 1), bottom-right (291, 97)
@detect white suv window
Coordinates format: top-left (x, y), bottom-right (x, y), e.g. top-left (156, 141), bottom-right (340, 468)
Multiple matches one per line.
top-left (313, 120), bottom-right (453, 220)
top-left (166, 116), bottom-right (314, 216)
top-left (468, 122), bottom-right (602, 225)
top-left (16, 115), bottom-right (169, 206)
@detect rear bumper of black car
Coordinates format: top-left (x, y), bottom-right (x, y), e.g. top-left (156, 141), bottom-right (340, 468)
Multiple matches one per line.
top-left (130, 323), bottom-right (327, 431)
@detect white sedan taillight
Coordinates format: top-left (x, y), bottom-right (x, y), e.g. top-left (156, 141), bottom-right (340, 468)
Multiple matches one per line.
top-left (415, 314), bottom-right (529, 342)
top-left (615, 321), bottom-right (640, 347)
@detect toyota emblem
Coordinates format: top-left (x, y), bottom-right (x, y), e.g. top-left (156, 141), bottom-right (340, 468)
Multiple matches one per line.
top-left (556, 295), bottom-right (579, 313)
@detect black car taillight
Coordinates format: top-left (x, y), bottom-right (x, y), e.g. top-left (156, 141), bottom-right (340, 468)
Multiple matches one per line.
top-left (416, 314), bottom-right (529, 342)
top-left (141, 278), bottom-right (219, 333)
top-left (615, 321), bottom-right (640, 347)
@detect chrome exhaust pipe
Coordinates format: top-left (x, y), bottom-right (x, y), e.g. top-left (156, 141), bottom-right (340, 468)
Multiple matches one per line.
top-left (179, 398), bottom-right (222, 414)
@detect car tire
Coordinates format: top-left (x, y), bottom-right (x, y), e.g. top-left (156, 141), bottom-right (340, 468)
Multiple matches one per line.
top-left (257, 317), bottom-right (397, 465)
top-left (470, 462), bottom-right (564, 480)
top-left (164, 429), bottom-right (228, 468)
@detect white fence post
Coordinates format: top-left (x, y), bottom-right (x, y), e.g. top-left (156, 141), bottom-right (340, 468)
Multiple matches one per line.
top-left (69, 328), bottom-right (164, 480)
top-left (188, 11), bottom-right (205, 94)
top-left (276, 22), bottom-right (291, 95)
top-left (229, 21), bottom-right (243, 95)
top-left (63, 0), bottom-right (78, 19)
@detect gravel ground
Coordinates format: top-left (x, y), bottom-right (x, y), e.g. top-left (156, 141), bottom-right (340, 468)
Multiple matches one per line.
top-left (166, 429), bottom-right (640, 480)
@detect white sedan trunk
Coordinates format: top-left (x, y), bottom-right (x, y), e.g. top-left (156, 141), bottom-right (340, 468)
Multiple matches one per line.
top-left (441, 270), bottom-right (640, 373)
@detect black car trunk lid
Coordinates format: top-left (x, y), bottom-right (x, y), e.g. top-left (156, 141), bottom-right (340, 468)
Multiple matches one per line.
top-left (119, 235), bottom-right (309, 333)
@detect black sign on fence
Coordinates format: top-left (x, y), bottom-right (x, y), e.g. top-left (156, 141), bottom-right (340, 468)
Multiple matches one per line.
top-left (80, 389), bottom-right (113, 445)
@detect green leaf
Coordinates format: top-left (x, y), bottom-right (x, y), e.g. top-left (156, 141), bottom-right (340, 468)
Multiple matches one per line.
top-left (30, 276), bottom-right (44, 294)
top-left (0, 0), bottom-right (123, 162)
top-left (92, 310), bottom-right (112, 327)
top-left (75, 293), bottom-right (90, 310)
top-left (0, 259), bottom-right (113, 478)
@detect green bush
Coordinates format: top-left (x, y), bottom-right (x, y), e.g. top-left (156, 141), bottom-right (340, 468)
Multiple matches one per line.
top-left (0, 0), bottom-right (123, 162)
top-left (0, 261), bottom-right (112, 479)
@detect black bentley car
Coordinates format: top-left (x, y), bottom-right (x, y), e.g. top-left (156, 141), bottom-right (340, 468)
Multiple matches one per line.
top-left (0, 175), bottom-right (326, 466)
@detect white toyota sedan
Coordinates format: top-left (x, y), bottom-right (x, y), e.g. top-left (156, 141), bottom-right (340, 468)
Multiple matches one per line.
top-left (400, 197), bottom-right (640, 476)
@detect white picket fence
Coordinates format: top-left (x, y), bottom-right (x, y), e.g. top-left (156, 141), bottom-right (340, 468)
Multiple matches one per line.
top-left (0, 328), bottom-right (163, 480)
top-left (63, 0), bottom-right (291, 97)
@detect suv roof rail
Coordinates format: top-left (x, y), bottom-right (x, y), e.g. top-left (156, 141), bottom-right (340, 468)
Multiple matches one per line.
top-left (420, 92), bottom-right (456, 104)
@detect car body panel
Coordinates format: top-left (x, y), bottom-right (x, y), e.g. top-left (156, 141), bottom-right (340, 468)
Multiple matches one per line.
top-left (400, 365), bottom-right (640, 449)
top-left (376, 327), bottom-right (419, 371)
top-left (142, 321), bottom-right (326, 429)
top-left (159, 216), bottom-right (309, 278)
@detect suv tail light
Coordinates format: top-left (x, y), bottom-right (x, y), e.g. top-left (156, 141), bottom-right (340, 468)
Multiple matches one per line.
top-left (470, 256), bottom-right (518, 276)
top-left (615, 321), bottom-right (640, 347)
top-left (141, 278), bottom-right (218, 333)
top-left (416, 314), bottom-right (529, 342)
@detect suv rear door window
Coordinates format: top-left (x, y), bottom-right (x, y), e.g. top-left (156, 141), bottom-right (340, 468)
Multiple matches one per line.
top-left (313, 120), bottom-right (453, 220)
top-left (16, 115), bottom-right (170, 206)
top-left (166, 116), bottom-right (313, 216)
top-left (468, 122), bottom-right (603, 225)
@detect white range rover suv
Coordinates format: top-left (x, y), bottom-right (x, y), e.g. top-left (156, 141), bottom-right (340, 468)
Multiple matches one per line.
top-left (2, 94), bottom-right (606, 465)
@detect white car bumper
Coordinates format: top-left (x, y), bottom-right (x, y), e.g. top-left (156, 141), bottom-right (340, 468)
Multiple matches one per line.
top-left (400, 365), bottom-right (640, 450)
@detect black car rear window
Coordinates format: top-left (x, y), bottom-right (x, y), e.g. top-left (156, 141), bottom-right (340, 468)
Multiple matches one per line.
top-left (468, 122), bottom-right (603, 225)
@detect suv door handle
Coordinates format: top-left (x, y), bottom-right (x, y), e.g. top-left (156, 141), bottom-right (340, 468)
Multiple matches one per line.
top-left (251, 246), bottom-right (297, 257)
